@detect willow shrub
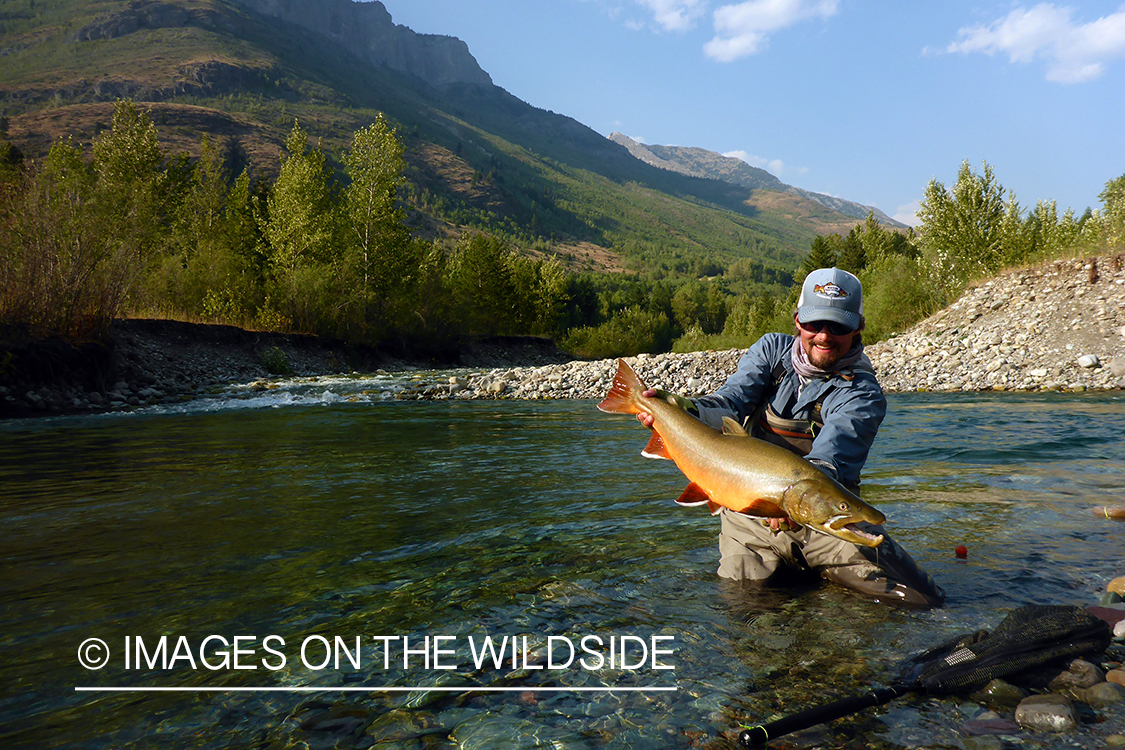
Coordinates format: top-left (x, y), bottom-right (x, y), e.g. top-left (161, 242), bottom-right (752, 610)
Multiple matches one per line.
top-left (859, 254), bottom-right (945, 343)
top-left (561, 306), bottom-right (673, 360)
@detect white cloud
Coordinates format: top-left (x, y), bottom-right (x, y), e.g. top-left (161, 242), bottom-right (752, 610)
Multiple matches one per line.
top-left (893, 200), bottom-right (922, 227)
top-left (724, 149), bottom-right (791, 176)
top-left (945, 4), bottom-right (1125, 83)
top-left (635, 0), bottom-right (707, 32)
top-left (704, 0), bottom-right (839, 62)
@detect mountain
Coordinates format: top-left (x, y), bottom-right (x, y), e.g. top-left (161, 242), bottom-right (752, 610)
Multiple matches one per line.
top-left (0, 0), bottom-right (886, 284)
top-left (609, 133), bottom-right (904, 227)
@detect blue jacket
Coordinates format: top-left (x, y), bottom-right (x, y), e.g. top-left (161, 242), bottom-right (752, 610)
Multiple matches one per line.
top-left (691, 333), bottom-right (886, 488)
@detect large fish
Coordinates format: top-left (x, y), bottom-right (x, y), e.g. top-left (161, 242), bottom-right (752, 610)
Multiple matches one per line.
top-left (597, 358), bottom-right (885, 547)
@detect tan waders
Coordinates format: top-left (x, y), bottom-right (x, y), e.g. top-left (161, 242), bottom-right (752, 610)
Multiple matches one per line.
top-left (717, 508), bottom-right (945, 607)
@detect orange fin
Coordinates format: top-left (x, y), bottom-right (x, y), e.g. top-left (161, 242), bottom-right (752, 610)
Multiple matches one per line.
top-left (641, 430), bottom-right (671, 460)
top-left (596, 359), bottom-right (646, 414)
top-left (721, 416), bottom-right (749, 437)
top-left (675, 482), bottom-right (711, 506)
top-left (707, 500), bottom-right (722, 515)
top-left (734, 499), bottom-right (785, 517)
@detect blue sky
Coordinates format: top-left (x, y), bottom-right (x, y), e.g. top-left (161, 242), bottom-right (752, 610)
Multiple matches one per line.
top-left (380, 1), bottom-right (1125, 225)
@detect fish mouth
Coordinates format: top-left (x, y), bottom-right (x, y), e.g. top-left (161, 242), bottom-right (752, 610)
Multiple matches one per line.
top-left (823, 516), bottom-right (885, 547)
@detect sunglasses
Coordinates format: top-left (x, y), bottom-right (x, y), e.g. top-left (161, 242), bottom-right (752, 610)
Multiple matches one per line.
top-left (798, 319), bottom-right (855, 336)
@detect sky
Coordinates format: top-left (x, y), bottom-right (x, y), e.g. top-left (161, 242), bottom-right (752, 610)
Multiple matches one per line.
top-left (379, 1), bottom-right (1125, 225)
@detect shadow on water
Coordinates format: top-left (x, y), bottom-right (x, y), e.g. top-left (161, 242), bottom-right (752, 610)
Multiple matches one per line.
top-left (1, 391), bottom-right (1123, 748)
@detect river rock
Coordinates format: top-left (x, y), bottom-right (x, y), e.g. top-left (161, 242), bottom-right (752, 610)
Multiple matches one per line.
top-left (1045, 658), bottom-right (1104, 691)
top-left (973, 679), bottom-right (1027, 709)
top-left (1014, 694), bottom-right (1077, 732)
top-left (1079, 681), bottom-right (1125, 706)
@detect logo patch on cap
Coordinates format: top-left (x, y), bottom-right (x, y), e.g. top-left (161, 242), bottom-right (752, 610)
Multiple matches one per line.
top-left (813, 282), bottom-right (849, 300)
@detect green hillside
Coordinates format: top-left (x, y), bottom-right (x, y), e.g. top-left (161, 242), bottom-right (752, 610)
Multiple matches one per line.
top-left (0, 0), bottom-right (871, 279)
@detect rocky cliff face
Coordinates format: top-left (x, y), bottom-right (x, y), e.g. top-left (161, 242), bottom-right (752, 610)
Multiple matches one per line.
top-left (232, 0), bottom-right (493, 88)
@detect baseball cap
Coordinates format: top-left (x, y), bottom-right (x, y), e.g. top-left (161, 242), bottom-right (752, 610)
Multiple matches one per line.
top-left (796, 267), bottom-right (863, 332)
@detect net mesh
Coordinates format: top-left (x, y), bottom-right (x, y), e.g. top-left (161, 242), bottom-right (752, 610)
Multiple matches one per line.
top-left (898, 604), bottom-right (1112, 694)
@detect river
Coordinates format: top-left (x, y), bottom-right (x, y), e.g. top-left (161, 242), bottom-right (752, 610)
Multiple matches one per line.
top-left (1, 379), bottom-right (1123, 749)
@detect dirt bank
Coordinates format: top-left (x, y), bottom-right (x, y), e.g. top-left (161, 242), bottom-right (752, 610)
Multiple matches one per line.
top-left (0, 319), bottom-right (569, 418)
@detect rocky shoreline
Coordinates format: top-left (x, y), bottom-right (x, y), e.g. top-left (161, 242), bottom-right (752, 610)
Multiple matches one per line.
top-left (2, 253), bottom-right (1124, 418)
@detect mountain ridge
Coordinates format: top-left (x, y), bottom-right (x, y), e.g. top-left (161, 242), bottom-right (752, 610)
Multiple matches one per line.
top-left (608, 132), bottom-right (904, 227)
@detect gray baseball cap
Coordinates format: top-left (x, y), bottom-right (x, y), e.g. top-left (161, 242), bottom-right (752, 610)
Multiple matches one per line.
top-left (796, 267), bottom-right (863, 331)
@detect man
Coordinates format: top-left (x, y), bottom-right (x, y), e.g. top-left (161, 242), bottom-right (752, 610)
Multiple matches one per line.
top-left (641, 267), bottom-right (945, 607)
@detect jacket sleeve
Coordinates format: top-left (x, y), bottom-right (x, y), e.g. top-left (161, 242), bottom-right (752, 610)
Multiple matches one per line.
top-left (805, 375), bottom-right (886, 487)
top-left (691, 334), bottom-right (789, 430)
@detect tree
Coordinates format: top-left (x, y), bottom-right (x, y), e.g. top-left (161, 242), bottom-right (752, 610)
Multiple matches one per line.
top-left (1100, 174), bottom-right (1125, 246)
top-left (998, 194), bottom-right (1032, 267)
top-left (801, 234), bottom-right (837, 278)
top-left (262, 121), bottom-right (336, 274)
top-left (90, 101), bottom-right (168, 274)
top-left (449, 233), bottom-right (519, 334)
top-left (341, 116), bottom-right (416, 339)
top-left (260, 121), bottom-right (337, 331)
top-left (915, 160), bottom-right (1007, 296)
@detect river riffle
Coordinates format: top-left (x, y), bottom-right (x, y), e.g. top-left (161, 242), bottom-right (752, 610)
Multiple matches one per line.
top-left (1, 392), bottom-right (1123, 749)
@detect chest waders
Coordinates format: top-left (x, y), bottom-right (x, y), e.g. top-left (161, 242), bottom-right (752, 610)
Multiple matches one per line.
top-left (748, 360), bottom-right (862, 493)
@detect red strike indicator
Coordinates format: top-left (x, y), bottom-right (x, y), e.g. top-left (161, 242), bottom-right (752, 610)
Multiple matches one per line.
top-left (955, 545), bottom-right (968, 559)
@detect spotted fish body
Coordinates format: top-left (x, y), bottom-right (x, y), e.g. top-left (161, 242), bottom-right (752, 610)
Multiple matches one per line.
top-left (597, 358), bottom-right (885, 548)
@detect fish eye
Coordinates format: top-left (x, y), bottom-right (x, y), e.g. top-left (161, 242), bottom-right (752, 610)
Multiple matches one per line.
top-left (838, 501), bottom-right (849, 511)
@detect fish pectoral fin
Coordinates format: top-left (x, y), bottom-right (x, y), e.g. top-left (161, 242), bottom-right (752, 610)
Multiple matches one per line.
top-left (675, 482), bottom-right (711, 506)
top-left (641, 430), bottom-right (672, 460)
top-left (734, 499), bottom-right (785, 517)
top-left (720, 417), bottom-right (749, 437)
top-left (707, 500), bottom-right (722, 515)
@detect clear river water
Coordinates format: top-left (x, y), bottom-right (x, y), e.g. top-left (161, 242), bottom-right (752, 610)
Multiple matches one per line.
top-left (1, 374), bottom-right (1123, 749)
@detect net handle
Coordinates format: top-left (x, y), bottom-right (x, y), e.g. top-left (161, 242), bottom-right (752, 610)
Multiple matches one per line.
top-left (738, 684), bottom-right (908, 747)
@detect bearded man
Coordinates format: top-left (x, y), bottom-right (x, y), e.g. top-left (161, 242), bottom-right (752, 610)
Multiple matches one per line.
top-left (639, 268), bottom-right (945, 607)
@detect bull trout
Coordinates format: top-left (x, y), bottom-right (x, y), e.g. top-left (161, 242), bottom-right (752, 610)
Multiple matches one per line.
top-left (597, 358), bottom-right (885, 548)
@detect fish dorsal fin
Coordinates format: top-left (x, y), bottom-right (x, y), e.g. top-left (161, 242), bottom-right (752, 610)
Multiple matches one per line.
top-left (721, 416), bottom-right (749, 437)
top-left (675, 482), bottom-right (711, 506)
top-left (641, 430), bottom-right (672, 460)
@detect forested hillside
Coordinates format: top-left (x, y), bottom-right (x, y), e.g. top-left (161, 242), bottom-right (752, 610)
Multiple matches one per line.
top-left (2, 0), bottom-right (1120, 361)
top-left (0, 0), bottom-right (872, 355)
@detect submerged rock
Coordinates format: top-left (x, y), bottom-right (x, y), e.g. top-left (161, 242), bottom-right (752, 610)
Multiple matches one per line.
top-left (1014, 694), bottom-right (1077, 732)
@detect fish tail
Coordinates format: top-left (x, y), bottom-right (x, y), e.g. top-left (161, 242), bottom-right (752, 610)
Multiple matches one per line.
top-left (597, 358), bottom-right (646, 414)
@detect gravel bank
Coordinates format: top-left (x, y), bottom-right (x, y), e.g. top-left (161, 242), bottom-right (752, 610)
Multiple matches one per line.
top-left (866, 254), bottom-right (1125, 393)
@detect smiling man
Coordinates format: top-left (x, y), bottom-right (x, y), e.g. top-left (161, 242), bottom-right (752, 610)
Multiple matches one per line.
top-left (642, 268), bottom-right (945, 607)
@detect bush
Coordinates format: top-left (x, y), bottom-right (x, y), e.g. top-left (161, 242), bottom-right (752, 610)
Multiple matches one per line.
top-left (257, 346), bottom-right (293, 375)
top-left (860, 255), bottom-right (943, 343)
top-left (560, 306), bottom-right (673, 359)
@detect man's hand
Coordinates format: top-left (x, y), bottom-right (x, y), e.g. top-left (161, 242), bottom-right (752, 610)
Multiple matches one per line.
top-left (636, 389), bottom-right (658, 427)
top-left (635, 388), bottom-right (697, 427)
top-left (766, 517), bottom-right (802, 533)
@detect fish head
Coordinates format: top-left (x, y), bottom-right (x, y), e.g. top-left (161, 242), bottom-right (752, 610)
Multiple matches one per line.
top-left (783, 479), bottom-right (886, 548)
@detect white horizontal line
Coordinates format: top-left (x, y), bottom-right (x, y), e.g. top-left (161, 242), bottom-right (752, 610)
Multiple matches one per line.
top-left (75, 686), bottom-right (677, 693)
